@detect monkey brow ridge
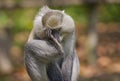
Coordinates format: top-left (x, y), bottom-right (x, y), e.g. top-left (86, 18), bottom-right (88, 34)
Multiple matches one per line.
top-left (47, 16), bottom-right (60, 27)
top-left (42, 11), bottom-right (63, 29)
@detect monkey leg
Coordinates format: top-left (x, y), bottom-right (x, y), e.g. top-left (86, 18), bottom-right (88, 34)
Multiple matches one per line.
top-left (25, 53), bottom-right (50, 81)
top-left (47, 62), bottom-right (63, 81)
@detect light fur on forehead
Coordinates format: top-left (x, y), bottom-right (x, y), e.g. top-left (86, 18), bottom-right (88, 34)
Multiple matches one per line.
top-left (42, 11), bottom-right (64, 29)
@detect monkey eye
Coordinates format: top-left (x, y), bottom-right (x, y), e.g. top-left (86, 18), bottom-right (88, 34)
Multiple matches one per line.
top-left (57, 27), bottom-right (62, 31)
top-left (52, 27), bottom-right (62, 32)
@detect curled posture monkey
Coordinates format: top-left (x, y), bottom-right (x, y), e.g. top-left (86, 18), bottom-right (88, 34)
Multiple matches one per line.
top-left (24, 6), bottom-right (80, 81)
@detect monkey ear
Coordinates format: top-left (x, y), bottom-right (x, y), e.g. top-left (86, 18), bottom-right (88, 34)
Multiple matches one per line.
top-left (40, 5), bottom-right (51, 13)
top-left (62, 10), bottom-right (65, 13)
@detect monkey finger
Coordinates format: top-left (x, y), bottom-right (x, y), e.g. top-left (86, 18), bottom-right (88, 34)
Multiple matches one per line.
top-left (46, 28), bottom-right (52, 38)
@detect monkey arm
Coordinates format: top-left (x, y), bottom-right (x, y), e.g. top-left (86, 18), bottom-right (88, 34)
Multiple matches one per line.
top-left (62, 50), bottom-right (79, 81)
top-left (25, 39), bottom-right (63, 63)
top-left (71, 51), bottom-right (80, 81)
top-left (61, 31), bottom-right (79, 81)
top-left (62, 53), bottom-right (74, 81)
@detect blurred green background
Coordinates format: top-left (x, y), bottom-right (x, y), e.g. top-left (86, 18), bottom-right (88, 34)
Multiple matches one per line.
top-left (0, 0), bottom-right (120, 81)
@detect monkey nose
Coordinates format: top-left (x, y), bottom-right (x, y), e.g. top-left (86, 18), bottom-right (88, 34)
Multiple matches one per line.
top-left (54, 33), bottom-right (61, 43)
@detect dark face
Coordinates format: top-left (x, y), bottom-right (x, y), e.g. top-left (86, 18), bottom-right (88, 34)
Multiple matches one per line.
top-left (51, 28), bottom-right (61, 43)
top-left (46, 28), bottom-right (61, 43)
top-left (45, 27), bottom-right (64, 55)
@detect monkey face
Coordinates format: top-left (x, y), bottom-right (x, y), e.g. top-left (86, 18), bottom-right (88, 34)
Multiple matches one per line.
top-left (45, 27), bottom-right (64, 55)
top-left (45, 28), bottom-right (62, 43)
top-left (51, 28), bottom-right (62, 42)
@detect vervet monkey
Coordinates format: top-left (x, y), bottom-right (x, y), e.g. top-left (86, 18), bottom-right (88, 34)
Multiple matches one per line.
top-left (24, 6), bottom-right (80, 81)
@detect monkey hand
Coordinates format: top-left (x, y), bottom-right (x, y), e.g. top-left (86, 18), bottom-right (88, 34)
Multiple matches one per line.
top-left (45, 28), bottom-right (65, 56)
top-left (45, 28), bottom-right (52, 39)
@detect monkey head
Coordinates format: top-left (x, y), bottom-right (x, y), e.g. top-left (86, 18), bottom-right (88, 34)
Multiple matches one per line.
top-left (42, 11), bottom-right (63, 43)
top-left (33, 6), bottom-right (75, 43)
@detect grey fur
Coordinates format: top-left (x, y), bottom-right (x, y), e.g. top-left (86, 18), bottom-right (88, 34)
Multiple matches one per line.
top-left (24, 6), bottom-right (79, 81)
